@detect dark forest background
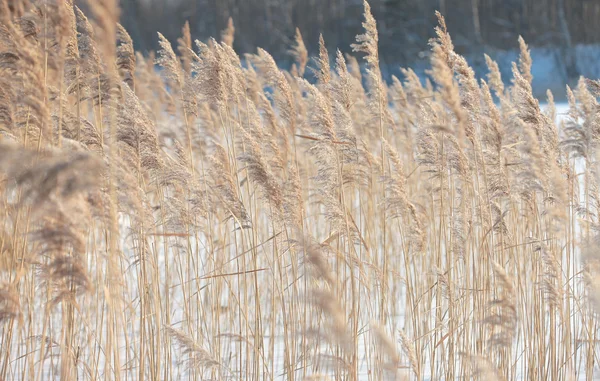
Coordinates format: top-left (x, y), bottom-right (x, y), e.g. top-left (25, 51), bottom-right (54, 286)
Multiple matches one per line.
top-left (117, 1), bottom-right (596, 58)
top-left (73, 0), bottom-right (600, 89)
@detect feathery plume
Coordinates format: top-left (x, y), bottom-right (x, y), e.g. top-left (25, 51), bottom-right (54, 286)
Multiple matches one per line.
top-left (75, 6), bottom-right (101, 76)
top-left (177, 21), bottom-right (192, 74)
top-left (399, 329), bottom-right (421, 380)
top-left (518, 36), bottom-right (532, 84)
top-left (314, 34), bottom-right (331, 88)
top-left (220, 17), bottom-right (235, 47)
top-left (87, 0), bottom-right (120, 60)
top-left (208, 143), bottom-right (251, 228)
top-left (252, 48), bottom-right (296, 133)
top-left (166, 326), bottom-right (221, 372)
top-left (290, 28), bottom-right (308, 77)
top-left (351, 1), bottom-right (378, 68)
top-left (0, 284), bottom-right (20, 324)
top-left (156, 32), bottom-right (183, 90)
top-left (486, 261), bottom-right (517, 349)
top-left (484, 54), bottom-right (505, 97)
top-left (116, 24), bottom-right (135, 89)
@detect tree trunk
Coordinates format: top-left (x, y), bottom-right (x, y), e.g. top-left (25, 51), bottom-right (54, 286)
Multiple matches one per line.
top-left (557, 0), bottom-right (578, 80)
top-left (472, 0), bottom-right (483, 43)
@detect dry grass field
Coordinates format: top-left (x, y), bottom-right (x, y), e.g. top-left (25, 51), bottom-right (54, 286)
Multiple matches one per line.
top-left (0, 0), bottom-right (599, 380)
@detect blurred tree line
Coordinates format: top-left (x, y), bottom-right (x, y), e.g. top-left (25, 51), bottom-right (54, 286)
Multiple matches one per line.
top-left (111, 0), bottom-right (599, 70)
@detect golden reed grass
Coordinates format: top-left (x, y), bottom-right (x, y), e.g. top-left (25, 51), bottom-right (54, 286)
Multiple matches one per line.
top-left (0, 1), bottom-right (598, 380)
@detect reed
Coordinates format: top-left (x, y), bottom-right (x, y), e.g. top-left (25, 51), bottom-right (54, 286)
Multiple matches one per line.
top-left (0, 1), bottom-right (597, 380)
